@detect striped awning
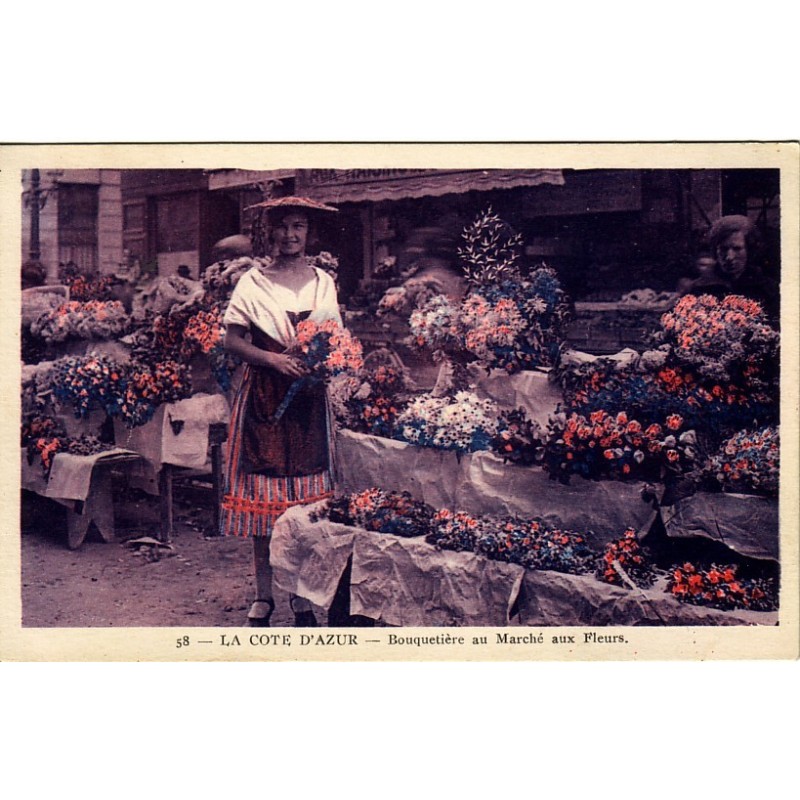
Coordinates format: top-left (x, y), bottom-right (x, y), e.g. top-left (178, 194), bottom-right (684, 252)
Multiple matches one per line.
top-left (295, 168), bottom-right (564, 204)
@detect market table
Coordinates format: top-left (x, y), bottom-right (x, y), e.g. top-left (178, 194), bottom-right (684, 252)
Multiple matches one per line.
top-left (270, 504), bottom-right (524, 627)
top-left (335, 429), bottom-right (658, 545)
top-left (112, 393), bottom-right (230, 540)
top-left (21, 447), bottom-right (144, 549)
top-left (270, 504), bottom-right (778, 627)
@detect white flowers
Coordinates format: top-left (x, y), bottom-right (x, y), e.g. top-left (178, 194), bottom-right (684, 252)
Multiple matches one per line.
top-left (396, 391), bottom-right (500, 452)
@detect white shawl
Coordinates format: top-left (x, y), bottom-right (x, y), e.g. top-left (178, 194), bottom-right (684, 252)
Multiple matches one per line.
top-left (223, 266), bottom-right (342, 348)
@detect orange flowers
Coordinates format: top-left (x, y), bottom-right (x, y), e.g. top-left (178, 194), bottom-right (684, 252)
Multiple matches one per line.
top-left (666, 414), bottom-right (683, 430)
top-left (668, 562), bottom-right (776, 611)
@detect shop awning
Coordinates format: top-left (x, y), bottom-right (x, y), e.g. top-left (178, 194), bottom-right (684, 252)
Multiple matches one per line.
top-left (295, 168), bottom-right (564, 204)
top-left (206, 169), bottom-right (296, 191)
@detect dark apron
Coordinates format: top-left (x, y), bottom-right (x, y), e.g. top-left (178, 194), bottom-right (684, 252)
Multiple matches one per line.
top-left (239, 312), bottom-right (329, 477)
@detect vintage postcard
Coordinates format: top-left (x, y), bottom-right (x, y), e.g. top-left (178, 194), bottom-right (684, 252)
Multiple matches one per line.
top-left (1, 142), bottom-right (797, 661)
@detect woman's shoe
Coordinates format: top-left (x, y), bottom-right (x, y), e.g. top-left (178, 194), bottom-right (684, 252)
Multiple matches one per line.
top-left (247, 598), bottom-right (275, 627)
top-left (293, 609), bottom-right (318, 627)
top-left (290, 596), bottom-right (318, 627)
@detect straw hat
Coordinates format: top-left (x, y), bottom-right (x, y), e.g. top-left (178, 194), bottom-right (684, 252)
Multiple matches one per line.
top-left (244, 195), bottom-right (339, 214)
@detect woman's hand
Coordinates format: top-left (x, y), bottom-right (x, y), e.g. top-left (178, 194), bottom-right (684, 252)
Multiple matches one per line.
top-left (225, 325), bottom-right (306, 377)
top-left (265, 352), bottom-right (308, 379)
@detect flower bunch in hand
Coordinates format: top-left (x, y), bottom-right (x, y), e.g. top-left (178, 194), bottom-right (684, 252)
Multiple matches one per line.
top-left (271, 319), bottom-right (363, 422)
top-left (293, 319), bottom-right (364, 378)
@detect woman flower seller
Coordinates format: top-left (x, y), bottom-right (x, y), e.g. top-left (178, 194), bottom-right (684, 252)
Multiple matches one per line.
top-left (220, 196), bottom-right (341, 627)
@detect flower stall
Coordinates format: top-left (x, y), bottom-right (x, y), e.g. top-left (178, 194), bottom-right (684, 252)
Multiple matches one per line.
top-left (21, 197), bottom-right (782, 629)
top-left (267, 208), bottom-right (782, 626)
top-left (20, 263), bottom-right (242, 546)
top-left (269, 496), bottom-right (778, 627)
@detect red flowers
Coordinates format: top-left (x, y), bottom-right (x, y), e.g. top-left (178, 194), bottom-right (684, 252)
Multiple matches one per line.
top-left (667, 562), bottom-right (776, 611)
top-left (543, 409), bottom-right (695, 483)
top-left (598, 528), bottom-right (654, 587)
top-left (666, 414), bottom-right (683, 430)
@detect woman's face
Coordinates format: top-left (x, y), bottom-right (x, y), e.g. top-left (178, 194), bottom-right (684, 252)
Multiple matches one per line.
top-left (716, 230), bottom-right (748, 278)
top-left (271, 212), bottom-right (310, 257)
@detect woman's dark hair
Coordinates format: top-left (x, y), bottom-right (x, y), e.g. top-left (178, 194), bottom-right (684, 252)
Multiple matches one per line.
top-left (708, 215), bottom-right (763, 263)
top-left (266, 207), bottom-right (319, 247)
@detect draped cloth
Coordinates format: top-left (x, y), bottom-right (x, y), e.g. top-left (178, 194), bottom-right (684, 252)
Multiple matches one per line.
top-left (219, 264), bottom-right (341, 538)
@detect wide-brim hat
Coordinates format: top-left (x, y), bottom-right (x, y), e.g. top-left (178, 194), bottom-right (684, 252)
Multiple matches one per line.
top-left (244, 195), bottom-right (339, 214)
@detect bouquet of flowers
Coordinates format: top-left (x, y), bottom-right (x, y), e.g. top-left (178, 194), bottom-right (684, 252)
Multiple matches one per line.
top-left (30, 435), bottom-right (64, 473)
top-left (314, 488), bottom-right (435, 538)
top-left (597, 527), bottom-right (656, 588)
top-left (272, 319), bottom-right (363, 422)
top-left (476, 517), bottom-right (596, 574)
top-left (542, 409), bottom-right (697, 483)
top-left (181, 303), bottom-right (239, 390)
top-left (426, 508), bottom-right (487, 552)
top-left (409, 268), bottom-right (569, 373)
top-left (31, 300), bottom-right (129, 342)
top-left (27, 432), bottom-right (114, 475)
top-left (408, 294), bottom-right (463, 357)
top-left (66, 273), bottom-right (114, 302)
top-left (51, 355), bottom-right (126, 418)
top-left (667, 562), bottom-right (777, 611)
top-left (21, 414), bottom-right (65, 447)
top-left (183, 304), bottom-right (223, 355)
top-left (377, 276), bottom-right (445, 318)
top-left (118, 359), bottom-right (191, 427)
top-left (427, 508), bottom-right (597, 575)
top-left (708, 426), bottom-right (779, 496)
top-left (656, 294), bottom-right (779, 386)
top-left (151, 301), bottom-right (202, 360)
top-left (341, 365), bottom-right (409, 437)
top-left (394, 391), bottom-right (500, 453)
top-left (50, 354), bottom-right (191, 427)
top-left (491, 408), bottom-right (545, 466)
top-left (460, 267), bottom-right (570, 373)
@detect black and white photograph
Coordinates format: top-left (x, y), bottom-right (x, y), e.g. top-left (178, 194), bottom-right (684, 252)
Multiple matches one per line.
top-left (3, 144), bottom-right (798, 660)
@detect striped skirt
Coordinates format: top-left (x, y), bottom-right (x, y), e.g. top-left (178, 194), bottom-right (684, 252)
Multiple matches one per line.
top-left (220, 367), bottom-right (333, 538)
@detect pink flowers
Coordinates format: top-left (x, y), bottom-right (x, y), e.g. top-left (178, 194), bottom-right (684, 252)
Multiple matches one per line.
top-left (31, 300), bottom-right (129, 342)
top-left (658, 294), bottom-right (779, 384)
top-left (709, 426), bottom-right (779, 496)
top-left (294, 319), bottom-right (364, 376)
